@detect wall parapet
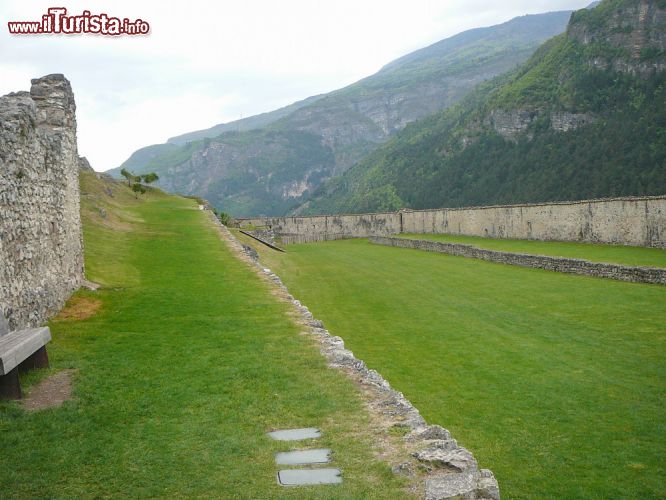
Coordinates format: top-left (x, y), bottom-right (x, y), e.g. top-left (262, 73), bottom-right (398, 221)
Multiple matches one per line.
top-left (370, 236), bottom-right (666, 285)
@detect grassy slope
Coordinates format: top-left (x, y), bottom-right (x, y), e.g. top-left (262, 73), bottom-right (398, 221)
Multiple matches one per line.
top-left (0, 173), bottom-right (409, 498)
top-left (399, 233), bottom-right (666, 268)
top-left (248, 236), bottom-right (666, 499)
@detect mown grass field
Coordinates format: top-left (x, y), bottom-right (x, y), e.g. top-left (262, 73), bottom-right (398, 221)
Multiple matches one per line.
top-left (247, 235), bottom-right (666, 499)
top-left (399, 232), bottom-right (666, 268)
top-left (0, 174), bottom-right (409, 498)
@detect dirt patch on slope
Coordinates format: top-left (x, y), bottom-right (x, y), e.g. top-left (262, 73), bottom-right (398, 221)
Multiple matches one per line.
top-left (53, 296), bottom-right (102, 321)
top-left (23, 370), bottom-right (76, 411)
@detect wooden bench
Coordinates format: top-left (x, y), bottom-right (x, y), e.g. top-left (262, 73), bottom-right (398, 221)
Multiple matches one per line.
top-left (0, 314), bottom-right (51, 399)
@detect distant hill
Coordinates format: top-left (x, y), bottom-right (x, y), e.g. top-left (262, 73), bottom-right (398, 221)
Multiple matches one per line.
top-left (110, 10), bottom-right (574, 216)
top-left (301, 0), bottom-right (666, 215)
top-left (119, 143), bottom-right (180, 173)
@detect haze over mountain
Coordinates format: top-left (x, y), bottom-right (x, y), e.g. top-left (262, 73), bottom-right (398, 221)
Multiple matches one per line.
top-left (301, 0), bottom-right (666, 215)
top-left (112, 10), bottom-right (574, 216)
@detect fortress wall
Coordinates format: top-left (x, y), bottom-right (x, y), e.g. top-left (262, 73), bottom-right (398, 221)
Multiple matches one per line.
top-left (400, 197), bottom-right (666, 247)
top-left (0, 75), bottom-right (84, 330)
top-left (252, 212), bottom-right (402, 244)
top-left (239, 196), bottom-right (666, 248)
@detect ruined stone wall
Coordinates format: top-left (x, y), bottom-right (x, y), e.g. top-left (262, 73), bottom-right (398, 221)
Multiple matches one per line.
top-left (371, 236), bottom-right (666, 285)
top-left (239, 196), bottom-right (666, 248)
top-left (0, 74), bottom-right (84, 330)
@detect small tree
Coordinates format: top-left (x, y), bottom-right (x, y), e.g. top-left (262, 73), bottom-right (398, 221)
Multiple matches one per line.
top-left (120, 168), bottom-right (133, 186)
top-left (132, 183), bottom-right (146, 198)
top-left (141, 172), bottom-right (159, 185)
top-left (218, 212), bottom-right (231, 226)
top-left (121, 169), bottom-right (159, 196)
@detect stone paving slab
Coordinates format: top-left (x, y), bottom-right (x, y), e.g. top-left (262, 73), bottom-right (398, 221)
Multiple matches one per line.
top-left (277, 468), bottom-right (342, 486)
top-left (275, 448), bottom-right (331, 465)
top-left (267, 428), bottom-right (321, 441)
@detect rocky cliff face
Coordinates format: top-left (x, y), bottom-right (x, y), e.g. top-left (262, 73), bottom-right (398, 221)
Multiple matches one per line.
top-left (484, 109), bottom-right (538, 141)
top-left (482, 109), bottom-right (597, 141)
top-left (461, 1), bottom-right (665, 147)
top-left (276, 76), bottom-right (504, 174)
top-left (0, 74), bottom-right (84, 329)
top-left (156, 129), bottom-right (335, 216)
top-left (569, 0), bottom-right (666, 75)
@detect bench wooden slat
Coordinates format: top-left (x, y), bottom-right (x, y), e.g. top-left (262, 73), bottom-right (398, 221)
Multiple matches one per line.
top-left (0, 327), bottom-right (51, 375)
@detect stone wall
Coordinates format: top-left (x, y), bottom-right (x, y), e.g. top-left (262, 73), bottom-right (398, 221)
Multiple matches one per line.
top-left (238, 196), bottom-right (666, 248)
top-left (242, 212), bottom-right (402, 244)
top-left (371, 236), bottom-right (666, 285)
top-left (400, 197), bottom-right (666, 248)
top-left (0, 74), bottom-right (84, 330)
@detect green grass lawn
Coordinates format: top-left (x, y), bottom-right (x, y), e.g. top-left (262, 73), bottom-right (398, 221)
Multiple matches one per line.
top-left (399, 232), bottom-right (666, 268)
top-left (0, 176), bottom-right (409, 498)
top-left (247, 236), bottom-right (666, 499)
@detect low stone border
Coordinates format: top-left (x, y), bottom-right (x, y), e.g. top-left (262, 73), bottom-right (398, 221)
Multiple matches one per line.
top-left (211, 215), bottom-right (500, 500)
top-left (371, 237), bottom-right (666, 285)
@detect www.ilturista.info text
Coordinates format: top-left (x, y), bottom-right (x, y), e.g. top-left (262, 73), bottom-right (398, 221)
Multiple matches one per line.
top-left (8, 8), bottom-right (150, 36)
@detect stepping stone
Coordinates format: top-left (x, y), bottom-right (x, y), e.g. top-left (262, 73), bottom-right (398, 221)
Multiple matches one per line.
top-left (275, 448), bottom-right (331, 465)
top-left (267, 428), bottom-right (321, 441)
top-left (277, 468), bottom-right (342, 486)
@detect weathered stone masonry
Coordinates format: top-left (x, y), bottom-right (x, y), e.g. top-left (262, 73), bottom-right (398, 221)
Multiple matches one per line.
top-left (240, 196), bottom-right (666, 248)
top-left (371, 236), bottom-right (666, 285)
top-left (0, 75), bottom-right (84, 330)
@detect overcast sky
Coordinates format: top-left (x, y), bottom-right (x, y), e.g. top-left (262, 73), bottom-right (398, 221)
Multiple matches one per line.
top-left (0, 0), bottom-right (591, 172)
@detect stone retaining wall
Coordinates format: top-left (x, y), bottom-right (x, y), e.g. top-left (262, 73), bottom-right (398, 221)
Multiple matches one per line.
top-left (238, 196), bottom-right (666, 248)
top-left (240, 212), bottom-right (402, 244)
top-left (280, 232), bottom-right (365, 244)
top-left (400, 197), bottom-right (666, 248)
top-left (370, 237), bottom-right (666, 285)
top-left (0, 75), bottom-right (84, 329)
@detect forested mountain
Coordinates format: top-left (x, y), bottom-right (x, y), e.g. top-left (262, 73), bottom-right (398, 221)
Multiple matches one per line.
top-left (110, 11), bottom-right (574, 216)
top-left (301, 0), bottom-right (666, 215)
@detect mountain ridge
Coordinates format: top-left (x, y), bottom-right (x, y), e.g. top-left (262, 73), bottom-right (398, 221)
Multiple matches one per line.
top-left (166, 94), bottom-right (324, 145)
top-left (111, 10), bottom-right (576, 216)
